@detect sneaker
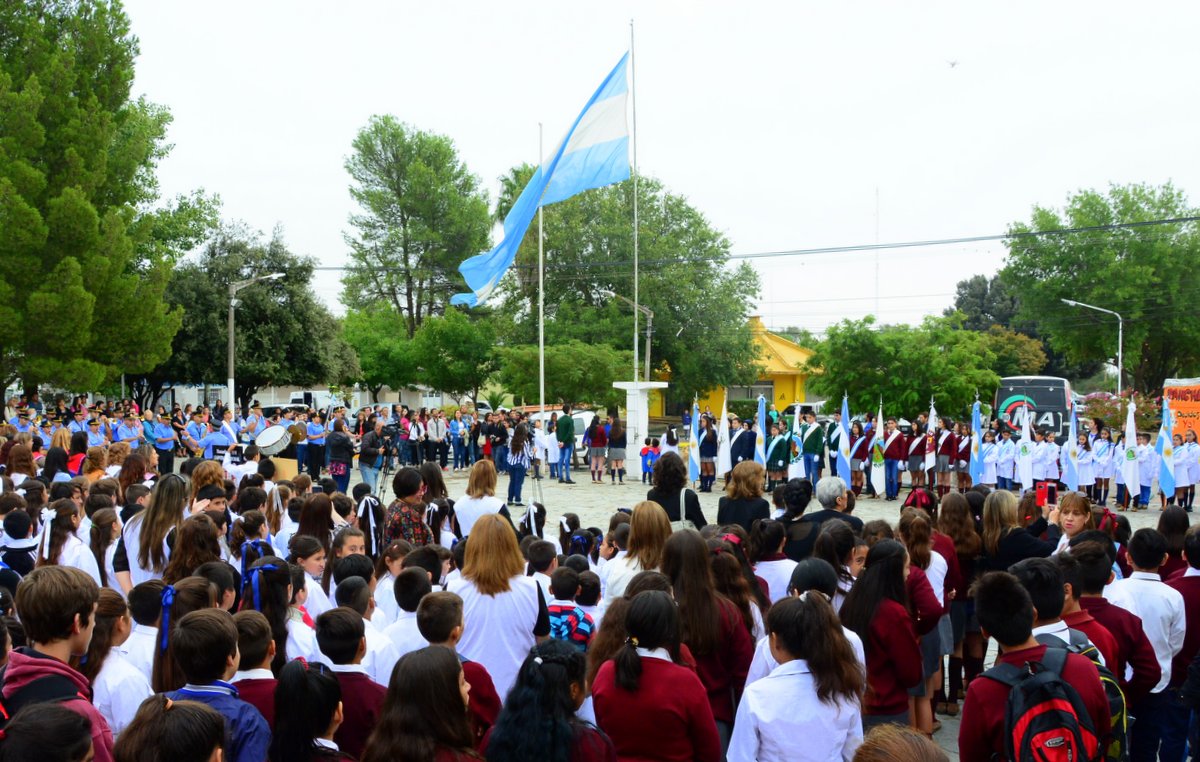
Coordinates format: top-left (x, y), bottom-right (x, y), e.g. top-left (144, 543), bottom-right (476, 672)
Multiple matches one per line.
top-left (513, 501), bottom-right (524, 507)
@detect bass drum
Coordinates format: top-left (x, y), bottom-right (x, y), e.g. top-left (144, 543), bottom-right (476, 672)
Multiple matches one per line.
top-left (255, 425), bottom-right (291, 457)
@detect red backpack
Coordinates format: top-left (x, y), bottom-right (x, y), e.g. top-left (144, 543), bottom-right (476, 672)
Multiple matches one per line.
top-left (981, 647), bottom-right (1102, 762)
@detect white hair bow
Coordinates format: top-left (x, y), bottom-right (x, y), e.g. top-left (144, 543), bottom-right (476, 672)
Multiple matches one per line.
top-left (559, 516), bottom-right (571, 533)
top-left (38, 506), bottom-right (55, 560)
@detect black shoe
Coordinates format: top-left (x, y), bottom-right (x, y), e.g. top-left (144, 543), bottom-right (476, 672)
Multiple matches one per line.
top-left (565, 479), bottom-right (576, 484)
top-left (558, 479), bottom-right (564, 483)
top-left (513, 501), bottom-right (524, 507)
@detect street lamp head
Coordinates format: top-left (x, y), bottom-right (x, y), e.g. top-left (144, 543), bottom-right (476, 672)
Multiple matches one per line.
top-left (1061, 298), bottom-right (1079, 307)
top-left (265, 272), bottom-right (284, 281)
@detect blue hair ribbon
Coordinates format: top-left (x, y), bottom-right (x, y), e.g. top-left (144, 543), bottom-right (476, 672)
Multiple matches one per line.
top-left (160, 585), bottom-right (176, 651)
top-left (240, 539), bottom-right (273, 581)
top-left (248, 563), bottom-right (281, 611)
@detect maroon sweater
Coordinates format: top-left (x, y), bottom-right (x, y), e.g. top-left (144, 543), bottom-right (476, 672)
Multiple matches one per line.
top-left (480, 724), bottom-right (616, 762)
top-left (1060, 609), bottom-right (1120, 675)
top-left (463, 659), bottom-right (502, 744)
top-left (906, 566), bottom-right (944, 636)
top-left (689, 598), bottom-right (754, 723)
top-left (863, 598), bottom-right (923, 715)
top-left (959, 643), bottom-right (1111, 760)
top-left (1079, 596), bottom-right (1161, 704)
top-left (931, 532), bottom-right (963, 602)
top-left (332, 670), bottom-right (385, 759)
top-left (232, 677), bottom-right (276, 728)
top-left (1165, 573), bottom-right (1200, 687)
top-left (592, 657), bottom-right (720, 762)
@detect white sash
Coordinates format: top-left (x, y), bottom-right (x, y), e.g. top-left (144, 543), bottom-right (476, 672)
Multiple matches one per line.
top-left (803, 425), bottom-right (823, 445)
top-left (938, 431), bottom-right (951, 449)
top-left (957, 437), bottom-right (970, 454)
top-left (909, 435), bottom-right (924, 455)
top-left (884, 430), bottom-right (901, 454)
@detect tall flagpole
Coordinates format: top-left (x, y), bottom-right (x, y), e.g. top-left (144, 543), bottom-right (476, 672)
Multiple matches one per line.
top-left (630, 19), bottom-right (640, 385)
top-left (536, 123), bottom-right (546, 505)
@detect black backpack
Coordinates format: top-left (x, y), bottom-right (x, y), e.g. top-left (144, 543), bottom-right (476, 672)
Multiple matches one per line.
top-left (1035, 629), bottom-right (1129, 762)
top-left (982, 646), bottom-right (1103, 762)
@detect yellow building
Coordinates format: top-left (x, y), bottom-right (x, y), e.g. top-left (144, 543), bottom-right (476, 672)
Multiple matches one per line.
top-left (649, 317), bottom-right (817, 416)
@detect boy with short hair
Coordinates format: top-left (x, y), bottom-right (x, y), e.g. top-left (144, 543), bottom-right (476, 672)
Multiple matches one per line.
top-left (1071, 541), bottom-right (1161, 706)
top-left (546, 567), bottom-right (595, 652)
top-left (5, 566), bottom-right (114, 762)
top-left (959, 571), bottom-right (1110, 760)
top-left (165, 608), bottom-right (269, 762)
top-left (1008, 557), bottom-right (1103, 663)
top-left (120, 483), bottom-right (150, 523)
top-left (315, 607), bottom-right (387, 758)
top-left (1053, 552), bottom-right (1120, 670)
top-left (382, 567), bottom-right (431, 658)
top-left (0, 509), bottom-right (35, 579)
top-left (117, 579), bottom-right (163, 677)
top-left (576, 570), bottom-right (604, 630)
top-left (195, 561), bottom-right (238, 611)
top-left (231, 609), bottom-right (277, 727)
top-left (1105, 528), bottom-right (1187, 757)
top-left (417, 591), bottom-right (501, 743)
top-left (527, 539), bottom-right (557, 601)
top-left (335, 576), bottom-right (399, 686)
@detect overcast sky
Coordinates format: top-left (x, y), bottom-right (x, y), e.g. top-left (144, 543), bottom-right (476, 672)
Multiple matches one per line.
top-left (123, 1), bottom-right (1200, 335)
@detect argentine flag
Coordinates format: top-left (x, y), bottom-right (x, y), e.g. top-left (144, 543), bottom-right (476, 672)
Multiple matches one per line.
top-left (754, 395), bottom-right (767, 465)
top-left (1064, 403), bottom-right (1079, 491)
top-left (968, 400), bottom-right (983, 484)
top-left (1017, 403), bottom-right (1035, 490)
top-left (451, 53), bottom-right (631, 306)
top-left (1157, 397), bottom-right (1176, 496)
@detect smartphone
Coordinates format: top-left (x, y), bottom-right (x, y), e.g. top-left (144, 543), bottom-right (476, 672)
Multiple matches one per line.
top-left (1047, 483), bottom-right (1058, 506)
top-left (1036, 482), bottom-right (1049, 507)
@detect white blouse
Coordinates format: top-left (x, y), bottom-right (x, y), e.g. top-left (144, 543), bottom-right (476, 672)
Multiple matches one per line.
top-left (93, 650), bottom-right (153, 736)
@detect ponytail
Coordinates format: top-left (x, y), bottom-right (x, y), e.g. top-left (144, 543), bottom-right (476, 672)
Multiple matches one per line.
top-left (269, 660), bottom-right (342, 762)
top-left (0, 704), bottom-right (91, 762)
top-left (113, 695), bottom-right (225, 762)
top-left (613, 635), bottom-right (644, 692)
top-left (484, 641), bottom-right (585, 762)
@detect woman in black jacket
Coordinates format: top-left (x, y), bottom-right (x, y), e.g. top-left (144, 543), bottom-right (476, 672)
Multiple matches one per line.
top-left (326, 419), bottom-right (356, 494)
top-left (978, 489), bottom-right (1059, 572)
top-left (647, 452), bottom-right (708, 530)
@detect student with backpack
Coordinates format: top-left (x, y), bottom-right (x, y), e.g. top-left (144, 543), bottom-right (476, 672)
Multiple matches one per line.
top-left (3, 566), bottom-right (114, 762)
top-left (1165, 525), bottom-right (1200, 761)
top-left (1053, 553), bottom-right (1121, 672)
top-left (959, 571), bottom-right (1110, 761)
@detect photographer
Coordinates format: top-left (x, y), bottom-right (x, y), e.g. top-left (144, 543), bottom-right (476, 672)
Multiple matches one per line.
top-left (360, 415), bottom-right (386, 492)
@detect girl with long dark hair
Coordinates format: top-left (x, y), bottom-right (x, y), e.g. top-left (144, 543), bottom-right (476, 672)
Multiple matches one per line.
top-left (606, 417), bottom-right (627, 485)
top-left (112, 695), bottom-right (226, 762)
top-left (270, 659), bottom-right (351, 761)
top-left (89, 507), bottom-right (120, 592)
top-left (361, 646), bottom-right (478, 762)
top-left (749, 518), bottom-right (797, 604)
top-left (240, 556), bottom-right (295, 673)
top-left (482, 640), bottom-right (614, 762)
top-left (36, 499), bottom-right (102, 586)
top-left (585, 418), bottom-right (607, 485)
top-left (839, 538), bottom-right (922, 731)
top-left (591, 590), bottom-right (720, 761)
top-left (76, 589), bottom-right (152, 736)
top-left (697, 415), bottom-right (719, 493)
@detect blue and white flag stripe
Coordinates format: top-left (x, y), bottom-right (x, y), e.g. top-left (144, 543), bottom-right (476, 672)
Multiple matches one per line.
top-left (1157, 397), bottom-right (1176, 496)
top-left (451, 53), bottom-right (631, 307)
top-left (689, 400), bottom-right (700, 484)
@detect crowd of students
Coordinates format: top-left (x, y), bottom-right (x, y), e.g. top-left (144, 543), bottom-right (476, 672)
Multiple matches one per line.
top-left (3, 394), bottom-right (1200, 762)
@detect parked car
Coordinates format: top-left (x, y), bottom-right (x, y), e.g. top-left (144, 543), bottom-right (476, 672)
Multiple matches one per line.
top-left (527, 409), bottom-right (597, 464)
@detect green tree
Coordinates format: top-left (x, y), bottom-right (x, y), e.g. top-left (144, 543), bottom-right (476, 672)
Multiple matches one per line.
top-left (945, 272), bottom-right (1100, 380)
top-left (980, 325), bottom-right (1048, 377)
top-left (804, 315), bottom-right (1000, 418)
top-left (342, 308), bottom-right (419, 402)
top-left (498, 341), bottom-right (631, 410)
top-left (341, 116), bottom-right (492, 337)
top-left (127, 224), bottom-right (358, 411)
top-left (411, 309), bottom-right (497, 404)
top-left (1003, 183), bottom-right (1200, 393)
top-left (492, 165), bottom-right (762, 405)
top-left (0, 1), bottom-right (217, 391)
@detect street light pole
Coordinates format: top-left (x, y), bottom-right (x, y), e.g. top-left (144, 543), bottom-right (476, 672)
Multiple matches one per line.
top-left (1061, 298), bottom-right (1124, 395)
top-left (227, 273), bottom-right (284, 414)
top-left (601, 290), bottom-right (654, 383)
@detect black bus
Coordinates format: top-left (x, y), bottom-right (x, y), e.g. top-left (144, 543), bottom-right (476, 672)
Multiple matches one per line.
top-left (994, 376), bottom-right (1073, 437)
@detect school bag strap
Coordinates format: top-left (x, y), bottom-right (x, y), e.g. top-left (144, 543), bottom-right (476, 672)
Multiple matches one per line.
top-left (0, 674), bottom-right (85, 723)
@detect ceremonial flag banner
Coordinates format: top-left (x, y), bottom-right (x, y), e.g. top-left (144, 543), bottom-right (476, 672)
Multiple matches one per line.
top-left (688, 401), bottom-right (700, 484)
top-left (1017, 403), bottom-right (1035, 490)
top-left (1157, 396), bottom-right (1176, 495)
top-left (451, 54), bottom-right (631, 306)
top-left (968, 400), bottom-right (983, 484)
top-left (754, 395), bottom-right (767, 465)
top-left (717, 395), bottom-right (732, 476)
top-left (870, 400), bottom-right (885, 485)
top-left (837, 395), bottom-right (853, 478)
top-left (1064, 403), bottom-right (1080, 492)
top-left (1121, 400), bottom-right (1140, 490)
top-left (788, 401), bottom-right (806, 479)
top-left (924, 401), bottom-right (938, 472)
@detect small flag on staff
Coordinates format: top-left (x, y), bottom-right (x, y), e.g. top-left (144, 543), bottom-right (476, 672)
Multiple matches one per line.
top-left (1121, 400), bottom-right (1139, 491)
top-left (754, 395), bottom-right (767, 466)
top-left (969, 400), bottom-right (983, 484)
top-left (1064, 402), bottom-right (1080, 491)
top-left (1157, 396), bottom-right (1176, 497)
top-left (717, 394), bottom-right (732, 477)
top-left (924, 399), bottom-right (938, 473)
top-left (1017, 402), bottom-right (1035, 490)
top-left (688, 400), bottom-right (700, 484)
top-left (837, 395), bottom-right (853, 479)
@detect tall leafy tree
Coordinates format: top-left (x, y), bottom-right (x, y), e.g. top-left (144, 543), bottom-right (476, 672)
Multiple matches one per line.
top-left (341, 116), bottom-right (492, 337)
top-left (1003, 183), bottom-right (1200, 393)
top-left (411, 309), bottom-right (497, 404)
top-left (498, 341), bottom-right (631, 410)
top-left (127, 224), bottom-right (358, 411)
top-left (0, 0), bottom-right (217, 391)
top-left (492, 164), bottom-right (761, 406)
top-left (342, 308), bottom-right (419, 402)
top-left (805, 315), bottom-right (1000, 418)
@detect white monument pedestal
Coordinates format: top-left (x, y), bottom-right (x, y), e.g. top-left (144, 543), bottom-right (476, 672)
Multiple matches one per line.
top-left (613, 381), bottom-right (669, 481)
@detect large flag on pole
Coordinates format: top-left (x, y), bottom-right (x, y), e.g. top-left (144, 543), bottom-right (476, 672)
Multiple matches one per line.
top-left (924, 400), bottom-right (938, 472)
top-left (1017, 403), bottom-right (1035, 489)
top-left (968, 400), bottom-right (983, 484)
top-left (870, 399), bottom-right (885, 482)
top-left (754, 395), bottom-right (767, 465)
top-left (451, 54), bottom-right (631, 306)
top-left (837, 395), bottom-right (853, 479)
top-left (1121, 400), bottom-right (1139, 490)
top-left (788, 401), bottom-right (807, 479)
top-left (688, 400), bottom-right (700, 484)
top-left (1064, 402), bottom-right (1080, 491)
top-left (716, 395), bottom-right (732, 476)
top-left (1157, 397), bottom-right (1176, 496)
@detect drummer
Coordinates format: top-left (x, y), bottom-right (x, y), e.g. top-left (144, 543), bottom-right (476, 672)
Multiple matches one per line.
top-left (196, 418), bottom-right (235, 460)
top-left (243, 401), bottom-right (265, 443)
top-left (152, 411), bottom-right (178, 475)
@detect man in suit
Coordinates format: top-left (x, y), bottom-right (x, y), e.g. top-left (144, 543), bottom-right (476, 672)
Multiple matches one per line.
top-left (731, 418), bottom-right (756, 466)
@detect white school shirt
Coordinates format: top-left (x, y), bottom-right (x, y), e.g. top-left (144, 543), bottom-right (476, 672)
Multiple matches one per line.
top-left (1187, 443), bottom-right (1200, 483)
top-left (747, 626), bottom-right (866, 685)
top-left (93, 650), bottom-right (153, 736)
top-left (997, 439), bottom-right (1016, 479)
top-left (447, 574), bottom-right (542, 700)
top-left (1139, 446), bottom-right (1156, 487)
top-left (120, 514), bottom-right (171, 586)
top-left (754, 557), bottom-right (799, 604)
top-left (286, 614), bottom-right (322, 662)
top-left (304, 576), bottom-right (333, 618)
top-left (60, 534), bottom-right (102, 588)
top-left (1175, 451), bottom-right (1195, 488)
top-left (531, 571), bottom-right (553, 602)
top-left (981, 442), bottom-right (998, 484)
top-left (118, 624), bottom-right (157, 678)
top-left (361, 616), bottom-right (400, 687)
top-left (1032, 441), bottom-right (1049, 480)
top-left (1031, 620), bottom-right (1107, 669)
top-left (273, 516), bottom-right (299, 558)
top-left (382, 609), bottom-right (428, 660)
top-left (372, 572), bottom-right (399, 628)
top-left (728, 659), bottom-right (863, 762)
top-left (578, 602), bottom-right (605, 631)
top-left (1045, 442), bottom-right (1061, 479)
top-left (1077, 449), bottom-right (1095, 487)
top-left (1104, 571), bottom-right (1186, 692)
top-left (453, 495), bottom-right (506, 536)
top-left (1093, 439), bottom-right (1114, 478)
top-left (924, 551), bottom-right (948, 604)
